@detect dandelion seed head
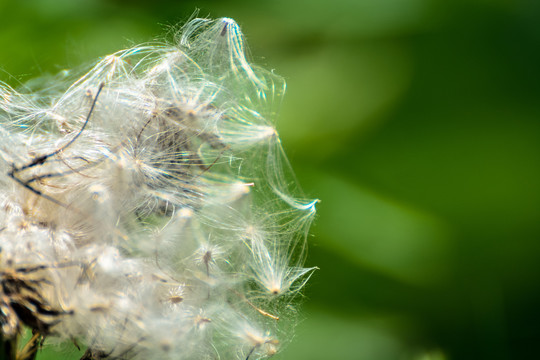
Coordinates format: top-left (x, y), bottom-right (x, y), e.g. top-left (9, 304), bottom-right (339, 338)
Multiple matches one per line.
top-left (165, 284), bottom-right (185, 309)
top-left (0, 16), bottom-right (317, 360)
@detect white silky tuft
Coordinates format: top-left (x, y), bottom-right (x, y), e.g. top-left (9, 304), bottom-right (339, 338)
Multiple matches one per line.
top-left (0, 17), bottom-right (317, 360)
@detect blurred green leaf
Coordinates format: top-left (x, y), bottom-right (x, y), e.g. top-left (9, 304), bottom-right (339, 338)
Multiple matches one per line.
top-left (274, 306), bottom-right (406, 360)
top-left (307, 172), bottom-right (451, 285)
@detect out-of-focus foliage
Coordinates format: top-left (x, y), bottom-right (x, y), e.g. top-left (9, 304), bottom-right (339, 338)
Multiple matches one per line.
top-left (1, 0), bottom-right (539, 359)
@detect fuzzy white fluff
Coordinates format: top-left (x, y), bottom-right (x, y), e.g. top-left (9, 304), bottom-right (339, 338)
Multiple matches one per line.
top-left (0, 17), bottom-right (317, 360)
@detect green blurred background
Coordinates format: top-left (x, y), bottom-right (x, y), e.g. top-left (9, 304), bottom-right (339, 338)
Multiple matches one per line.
top-left (1, 0), bottom-right (539, 359)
